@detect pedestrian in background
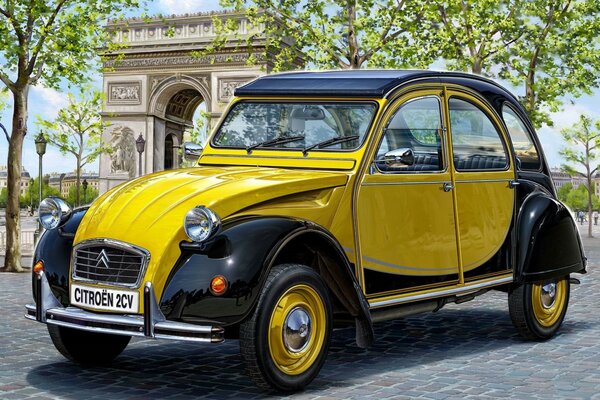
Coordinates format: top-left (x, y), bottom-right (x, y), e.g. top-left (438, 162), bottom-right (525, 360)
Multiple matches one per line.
top-left (594, 210), bottom-right (598, 225)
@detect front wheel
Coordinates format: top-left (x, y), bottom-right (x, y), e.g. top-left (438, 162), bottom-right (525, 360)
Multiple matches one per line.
top-left (239, 264), bottom-right (333, 392)
top-left (48, 325), bottom-right (131, 365)
top-left (508, 276), bottom-right (570, 340)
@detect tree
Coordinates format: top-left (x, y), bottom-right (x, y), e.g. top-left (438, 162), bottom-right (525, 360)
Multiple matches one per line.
top-left (560, 115), bottom-right (600, 238)
top-left (500, 0), bottom-right (600, 127)
top-left (17, 176), bottom-right (60, 209)
top-left (557, 181), bottom-right (573, 204)
top-left (203, 1), bottom-right (439, 71)
top-left (66, 184), bottom-right (98, 205)
top-left (0, 0), bottom-right (139, 272)
top-left (433, 0), bottom-right (524, 75)
top-left (37, 89), bottom-right (109, 207)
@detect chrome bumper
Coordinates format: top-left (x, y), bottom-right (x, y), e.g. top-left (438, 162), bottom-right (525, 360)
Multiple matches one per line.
top-left (25, 272), bottom-right (224, 343)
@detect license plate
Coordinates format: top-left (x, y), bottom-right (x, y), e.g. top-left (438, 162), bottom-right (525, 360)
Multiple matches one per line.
top-left (70, 284), bottom-right (139, 313)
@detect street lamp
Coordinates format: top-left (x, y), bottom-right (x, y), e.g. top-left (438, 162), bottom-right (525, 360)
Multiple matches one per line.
top-left (82, 179), bottom-right (88, 204)
top-left (136, 134), bottom-right (146, 177)
top-left (34, 133), bottom-right (47, 244)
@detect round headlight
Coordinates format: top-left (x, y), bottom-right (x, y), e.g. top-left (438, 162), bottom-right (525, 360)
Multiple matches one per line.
top-left (184, 206), bottom-right (220, 242)
top-left (38, 197), bottom-right (72, 230)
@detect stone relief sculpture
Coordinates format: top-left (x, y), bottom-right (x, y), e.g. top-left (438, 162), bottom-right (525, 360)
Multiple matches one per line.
top-left (219, 79), bottom-right (248, 101)
top-left (108, 82), bottom-right (141, 104)
top-left (109, 127), bottom-right (136, 177)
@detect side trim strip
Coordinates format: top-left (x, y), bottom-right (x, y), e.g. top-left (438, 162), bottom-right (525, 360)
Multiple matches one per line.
top-left (369, 275), bottom-right (513, 309)
top-left (361, 180), bottom-right (446, 186)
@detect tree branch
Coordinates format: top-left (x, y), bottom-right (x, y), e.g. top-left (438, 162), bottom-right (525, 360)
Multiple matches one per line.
top-left (0, 122), bottom-right (10, 142)
top-left (27, 0), bottom-right (71, 77)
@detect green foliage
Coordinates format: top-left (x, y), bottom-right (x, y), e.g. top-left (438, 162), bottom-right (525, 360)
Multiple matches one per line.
top-left (499, 0), bottom-right (600, 128)
top-left (14, 177), bottom-right (61, 208)
top-left (37, 88), bottom-right (109, 206)
top-left (557, 182), bottom-right (573, 203)
top-left (562, 183), bottom-right (600, 212)
top-left (428, 0), bottom-right (523, 75)
top-left (205, 0), bottom-right (440, 71)
top-left (0, 0), bottom-right (142, 91)
top-left (66, 184), bottom-right (98, 205)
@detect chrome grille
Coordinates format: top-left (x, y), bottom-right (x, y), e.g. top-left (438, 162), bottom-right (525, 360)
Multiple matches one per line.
top-left (72, 240), bottom-right (150, 288)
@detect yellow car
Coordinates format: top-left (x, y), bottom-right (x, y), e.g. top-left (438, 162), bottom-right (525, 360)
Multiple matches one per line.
top-left (27, 70), bottom-right (586, 392)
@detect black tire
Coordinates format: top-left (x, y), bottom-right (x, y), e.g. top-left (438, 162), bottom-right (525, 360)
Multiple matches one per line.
top-left (508, 276), bottom-right (570, 340)
top-left (48, 325), bottom-right (130, 365)
top-left (239, 264), bottom-right (333, 392)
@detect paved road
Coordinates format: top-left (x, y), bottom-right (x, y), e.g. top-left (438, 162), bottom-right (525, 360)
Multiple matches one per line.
top-left (0, 238), bottom-right (599, 399)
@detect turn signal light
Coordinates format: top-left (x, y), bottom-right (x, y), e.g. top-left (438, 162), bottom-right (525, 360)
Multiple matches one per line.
top-left (33, 261), bottom-right (44, 275)
top-left (210, 275), bottom-right (228, 296)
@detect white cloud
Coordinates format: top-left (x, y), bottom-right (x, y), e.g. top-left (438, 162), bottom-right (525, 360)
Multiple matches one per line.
top-left (30, 86), bottom-right (69, 120)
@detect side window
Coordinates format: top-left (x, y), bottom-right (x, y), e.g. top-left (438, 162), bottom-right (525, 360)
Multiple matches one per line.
top-left (449, 98), bottom-right (508, 171)
top-left (502, 105), bottom-right (541, 170)
top-left (375, 96), bottom-right (444, 173)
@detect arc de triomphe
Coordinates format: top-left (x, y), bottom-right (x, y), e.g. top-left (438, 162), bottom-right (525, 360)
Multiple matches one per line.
top-left (98, 11), bottom-right (294, 193)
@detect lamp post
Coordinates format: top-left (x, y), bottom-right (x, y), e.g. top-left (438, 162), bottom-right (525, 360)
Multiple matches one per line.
top-left (82, 179), bottom-right (88, 205)
top-left (34, 133), bottom-right (47, 244)
top-left (135, 134), bottom-right (146, 177)
top-left (29, 178), bottom-right (34, 215)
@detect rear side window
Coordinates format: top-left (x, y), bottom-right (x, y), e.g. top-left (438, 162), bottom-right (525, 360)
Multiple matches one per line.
top-left (448, 98), bottom-right (508, 171)
top-left (502, 105), bottom-right (541, 171)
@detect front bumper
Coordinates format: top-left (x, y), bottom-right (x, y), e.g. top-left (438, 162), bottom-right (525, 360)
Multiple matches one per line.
top-left (25, 272), bottom-right (224, 343)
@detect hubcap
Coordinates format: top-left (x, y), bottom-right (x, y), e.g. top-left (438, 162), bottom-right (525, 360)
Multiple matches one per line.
top-left (283, 307), bottom-right (312, 352)
top-left (268, 284), bottom-right (327, 376)
top-left (541, 283), bottom-right (557, 308)
top-left (531, 278), bottom-right (567, 328)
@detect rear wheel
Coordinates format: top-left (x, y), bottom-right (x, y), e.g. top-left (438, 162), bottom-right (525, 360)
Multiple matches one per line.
top-left (239, 264), bottom-right (332, 392)
top-left (48, 325), bottom-right (130, 364)
top-left (508, 276), bottom-right (570, 340)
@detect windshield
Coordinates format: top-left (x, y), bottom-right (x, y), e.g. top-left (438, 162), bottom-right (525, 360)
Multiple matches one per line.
top-left (212, 102), bottom-right (377, 152)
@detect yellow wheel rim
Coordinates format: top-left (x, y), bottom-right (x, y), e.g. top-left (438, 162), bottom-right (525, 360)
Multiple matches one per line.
top-left (531, 278), bottom-right (567, 328)
top-left (268, 284), bottom-right (327, 376)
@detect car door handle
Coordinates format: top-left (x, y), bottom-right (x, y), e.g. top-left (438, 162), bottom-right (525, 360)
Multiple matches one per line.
top-left (443, 182), bottom-right (454, 192)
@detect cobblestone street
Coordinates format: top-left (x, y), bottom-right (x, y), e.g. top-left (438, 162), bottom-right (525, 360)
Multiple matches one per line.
top-left (1, 234), bottom-right (599, 399)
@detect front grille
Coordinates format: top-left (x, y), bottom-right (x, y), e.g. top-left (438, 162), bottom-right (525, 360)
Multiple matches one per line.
top-left (72, 240), bottom-right (149, 288)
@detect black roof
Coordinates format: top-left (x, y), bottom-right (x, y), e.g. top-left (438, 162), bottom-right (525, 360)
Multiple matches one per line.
top-left (234, 70), bottom-right (515, 100)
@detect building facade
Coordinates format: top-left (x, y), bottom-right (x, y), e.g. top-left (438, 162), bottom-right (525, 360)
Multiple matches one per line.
top-left (0, 166), bottom-right (31, 196)
top-left (48, 172), bottom-right (99, 198)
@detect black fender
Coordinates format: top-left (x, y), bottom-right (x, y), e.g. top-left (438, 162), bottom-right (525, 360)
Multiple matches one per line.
top-left (31, 208), bottom-right (88, 306)
top-left (516, 182), bottom-right (586, 283)
top-left (160, 216), bottom-right (373, 346)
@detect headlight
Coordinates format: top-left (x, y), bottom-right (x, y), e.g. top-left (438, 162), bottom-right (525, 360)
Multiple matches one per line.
top-left (38, 197), bottom-right (72, 230)
top-left (184, 206), bottom-right (221, 242)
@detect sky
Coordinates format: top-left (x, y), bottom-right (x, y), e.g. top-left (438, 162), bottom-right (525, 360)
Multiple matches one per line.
top-left (0, 0), bottom-right (599, 178)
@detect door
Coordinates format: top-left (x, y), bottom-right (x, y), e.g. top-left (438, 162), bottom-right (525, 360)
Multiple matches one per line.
top-left (357, 91), bottom-right (460, 297)
top-left (445, 92), bottom-right (515, 281)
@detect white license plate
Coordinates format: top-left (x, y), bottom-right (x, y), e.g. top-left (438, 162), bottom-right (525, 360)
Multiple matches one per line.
top-left (70, 284), bottom-right (139, 313)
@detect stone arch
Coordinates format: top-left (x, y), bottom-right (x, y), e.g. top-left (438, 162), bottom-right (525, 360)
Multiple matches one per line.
top-left (149, 75), bottom-right (212, 120)
top-left (148, 76), bottom-right (210, 171)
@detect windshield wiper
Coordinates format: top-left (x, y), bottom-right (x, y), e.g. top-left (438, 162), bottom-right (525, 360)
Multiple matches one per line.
top-left (302, 135), bottom-right (360, 156)
top-left (246, 135), bottom-right (305, 153)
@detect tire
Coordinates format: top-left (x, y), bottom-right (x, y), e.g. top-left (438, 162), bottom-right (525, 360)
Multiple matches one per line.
top-left (508, 276), bottom-right (570, 340)
top-left (48, 325), bottom-right (130, 365)
top-left (239, 264), bottom-right (333, 392)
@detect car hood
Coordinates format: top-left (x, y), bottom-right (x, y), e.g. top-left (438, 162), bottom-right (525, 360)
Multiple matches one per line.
top-left (75, 165), bottom-right (348, 250)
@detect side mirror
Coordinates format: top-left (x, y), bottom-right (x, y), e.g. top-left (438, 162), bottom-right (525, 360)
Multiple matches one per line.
top-left (183, 142), bottom-right (203, 162)
top-left (384, 148), bottom-right (415, 167)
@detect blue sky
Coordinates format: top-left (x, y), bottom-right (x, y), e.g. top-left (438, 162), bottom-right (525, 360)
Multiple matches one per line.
top-left (1, 0), bottom-right (599, 178)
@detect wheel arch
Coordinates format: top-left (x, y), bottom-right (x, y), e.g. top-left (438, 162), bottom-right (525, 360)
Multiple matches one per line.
top-left (516, 184), bottom-right (586, 283)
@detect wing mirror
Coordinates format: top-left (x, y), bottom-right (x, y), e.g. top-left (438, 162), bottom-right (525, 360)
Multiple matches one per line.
top-left (183, 142), bottom-right (203, 162)
top-left (384, 148), bottom-right (415, 167)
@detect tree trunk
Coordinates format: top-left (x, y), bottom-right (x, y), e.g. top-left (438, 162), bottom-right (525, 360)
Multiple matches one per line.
top-left (588, 177), bottom-right (593, 238)
top-left (3, 87), bottom-right (29, 272)
top-left (472, 57), bottom-right (482, 75)
top-left (76, 159), bottom-right (81, 206)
